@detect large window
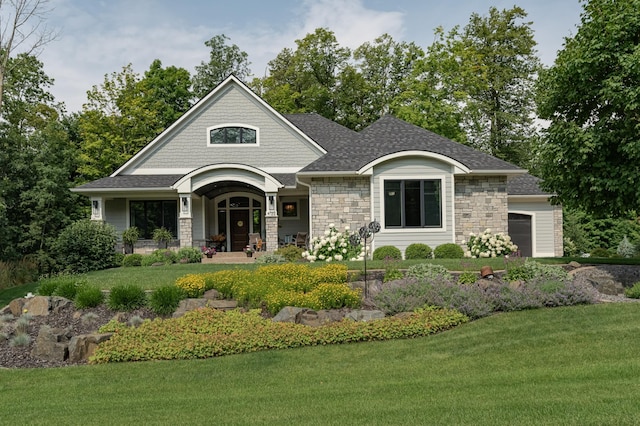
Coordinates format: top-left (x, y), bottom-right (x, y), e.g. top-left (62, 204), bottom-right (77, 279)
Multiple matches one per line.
top-left (209, 126), bottom-right (257, 144)
top-left (130, 200), bottom-right (178, 239)
top-left (384, 179), bottom-right (442, 228)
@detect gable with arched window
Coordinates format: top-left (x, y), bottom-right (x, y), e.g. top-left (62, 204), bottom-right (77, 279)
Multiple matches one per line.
top-left (207, 124), bottom-right (258, 145)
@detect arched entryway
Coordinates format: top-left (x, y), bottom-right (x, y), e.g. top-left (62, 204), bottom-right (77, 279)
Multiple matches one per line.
top-left (508, 213), bottom-right (533, 257)
top-left (213, 193), bottom-right (264, 252)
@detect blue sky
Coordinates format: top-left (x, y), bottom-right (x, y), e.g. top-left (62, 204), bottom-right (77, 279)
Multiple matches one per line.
top-left (39, 0), bottom-right (584, 113)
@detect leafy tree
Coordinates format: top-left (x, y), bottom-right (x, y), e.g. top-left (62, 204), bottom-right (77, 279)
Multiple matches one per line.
top-left (330, 34), bottom-right (424, 130)
top-left (402, 7), bottom-right (540, 166)
top-left (140, 59), bottom-right (193, 128)
top-left (0, 54), bottom-right (82, 264)
top-left (259, 28), bottom-right (350, 121)
top-left (77, 64), bottom-right (164, 181)
top-left (0, 0), bottom-right (56, 114)
top-left (536, 0), bottom-right (640, 216)
top-left (192, 34), bottom-right (251, 99)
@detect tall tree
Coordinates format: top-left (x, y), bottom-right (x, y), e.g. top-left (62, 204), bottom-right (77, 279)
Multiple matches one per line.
top-left (259, 28), bottom-right (350, 121)
top-left (402, 7), bottom-right (541, 166)
top-left (192, 34), bottom-right (251, 99)
top-left (140, 59), bottom-right (193, 128)
top-left (536, 0), bottom-right (640, 216)
top-left (347, 34), bottom-right (424, 129)
top-left (0, 0), bottom-right (56, 114)
top-left (77, 64), bottom-right (164, 181)
top-left (0, 54), bottom-right (81, 262)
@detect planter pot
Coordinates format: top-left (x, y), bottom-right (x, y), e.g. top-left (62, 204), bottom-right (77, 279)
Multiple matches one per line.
top-left (246, 252), bottom-right (253, 257)
top-left (206, 253), bottom-right (213, 258)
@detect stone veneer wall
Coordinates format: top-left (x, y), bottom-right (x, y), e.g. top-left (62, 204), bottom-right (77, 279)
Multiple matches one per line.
top-left (179, 217), bottom-right (193, 248)
top-left (265, 216), bottom-right (278, 252)
top-left (553, 205), bottom-right (564, 256)
top-left (310, 177), bottom-right (371, 237)
top-left (454, 176), bottom-right (508, 245)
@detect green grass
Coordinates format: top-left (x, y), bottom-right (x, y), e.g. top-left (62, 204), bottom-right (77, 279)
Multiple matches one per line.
top-left (1, 303), bottom-right (639, 424)
top-left (0, 281), bottom-right (39, 307)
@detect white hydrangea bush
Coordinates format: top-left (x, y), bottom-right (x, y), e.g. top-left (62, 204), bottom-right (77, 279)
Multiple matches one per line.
top-left (302, 224), bottom-right (365, 262)
top-left (464, 228), bottom-right (518, 258)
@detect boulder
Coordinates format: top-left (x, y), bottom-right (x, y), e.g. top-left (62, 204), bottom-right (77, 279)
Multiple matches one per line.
top-left (24, 296), bottom-right (51, 316)
top-left (570, 266), bottom-right (625, 295)
top-left (50, 297), bottom-right (73, 314)
top-left (296, 309), bottom-right (345, 327)
top-left (68, 333), bottom-right (113, 362)
top-left (203, 289), bottom-right (221, 300)
top-left (172, 298), bottom-right (209, 318)
top-left (272, 306), bottom-right (305, 323)
top-left (8, 298), bottom-right (25, 316)
top-left (346, 310), bottom-right (385, 322)
top-left (31, 325), bottom-right (71, 362)
top-left (207, 300), bottom-right (237, 311)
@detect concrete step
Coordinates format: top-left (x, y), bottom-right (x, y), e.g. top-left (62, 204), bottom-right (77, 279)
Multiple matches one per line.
top-left (201, 251), bottom-right (265, 264)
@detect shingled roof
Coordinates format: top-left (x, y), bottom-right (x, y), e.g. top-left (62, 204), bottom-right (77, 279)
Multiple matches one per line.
top-left (284, 113), bottom-right (358, 153)
top-left (299, 115), bottom-right (523, 173)
top-left (507, 174), bottom-right (552, 196)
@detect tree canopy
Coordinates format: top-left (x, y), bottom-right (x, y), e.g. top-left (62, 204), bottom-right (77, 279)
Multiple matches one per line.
top-left (536, 0), bottom-right (640, 216)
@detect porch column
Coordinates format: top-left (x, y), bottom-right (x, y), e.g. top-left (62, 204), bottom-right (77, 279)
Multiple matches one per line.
top-left (179, 194), bottom-right (192, 248)
top-left (265, 192), bottom-right (278, 252)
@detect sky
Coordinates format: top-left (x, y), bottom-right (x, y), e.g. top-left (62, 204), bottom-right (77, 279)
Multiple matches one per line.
top-left (33, 0), bottom-right (585, 113)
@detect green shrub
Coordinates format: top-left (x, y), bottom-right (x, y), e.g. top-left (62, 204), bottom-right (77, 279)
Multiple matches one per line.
top-left (107, 284), bottom-right (147, 311)
top-left (276, 245), bottom-right (305, 262)
top-left (112, 252), bottom-right (125, 268)
top-left (383, 257), bottom-right (403, 282)
top-left (176, 247), bottom-right (203, 264)
top-left (74, 286), bottom-right (105, 309)
top-left (255, 253), bottom-right (287, 264)
top-left (37, 278), bottom-right (61, 296)
top-left (53, 279), bottom-right (84, 300)
top-left (624, 282), bottom-right (640, 299)
top-left (141, 249), bottom-right (177, 266)
top-left (434, 243), bottom-right (464, 259)
top-left (149, 285), bottom-right (185, 316)
top-left (504, 260), bottom-right (569, 283)
top-left (122, 254), bottom-right (143, 267)
top-left (52, 220), bottom-right (117, 274)
top-left (404, 243), bottom-right (432, 260)
top-left (617, 236), bottom-right (636, 258)
top-left (372, 245), bottom-right (402, 261)
top-left (590, 247), bottom-right (611, 258)
top-left (175, 274), bottom-right (207, 297)
top-left (406, 263), bottom-right (452, 282)
top-left (457, 271), bottom-right (478, 285)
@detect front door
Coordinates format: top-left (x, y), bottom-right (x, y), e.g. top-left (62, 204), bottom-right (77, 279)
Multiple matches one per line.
top-left (230, 210), bottom-right (250, 252)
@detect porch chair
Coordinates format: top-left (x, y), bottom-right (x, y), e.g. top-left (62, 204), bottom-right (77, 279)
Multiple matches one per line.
top-left (248, 233), bottom-right (262, 252)
top-left (294, 232), bottom-right (308, 249)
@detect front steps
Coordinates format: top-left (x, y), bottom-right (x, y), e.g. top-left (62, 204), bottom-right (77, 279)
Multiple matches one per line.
top-left (201, 251), bottom-right (265, 264)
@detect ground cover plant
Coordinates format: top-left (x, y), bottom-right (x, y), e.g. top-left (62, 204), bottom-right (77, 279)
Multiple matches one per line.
top-left (92, 306), bottom-right (467, 363)
top-left (2, 304), bottom-right (640, 424)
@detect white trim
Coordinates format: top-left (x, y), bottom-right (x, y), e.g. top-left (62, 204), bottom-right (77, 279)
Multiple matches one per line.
top-left (369, 175), bottom-right (375, 253)
top-left (358, 151), bottom-right (470, 175)
top-left (127, 168), bottom-right (194, 175)
top-left (262, 167), bottom-right (302, 174)
top-left (450, 176), bottom-right (456, 243)
top-left (172, 163), bottom-right (284, 193)
top-left (508, 210), bottom-right (537, 257)
top-left (206, 123), bottom-right (260, 147)
top-left (508, 195), bottom-right (552, 202)
top-left (378, 175), bottom-right (447, 233)
top-left (468, 169), bottom-right (527, 176)
top-left (111, 75), bottom-right (326, 176)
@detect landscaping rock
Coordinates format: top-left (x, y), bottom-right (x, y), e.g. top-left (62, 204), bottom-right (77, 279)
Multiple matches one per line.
top-left (296, 309), bottom-right (344, 327)
top-left (346, 310), bottom-right (385, 322)
top-left (272, 306), bottom-right (305, 323)
top-left (207, 300), bottom-right (237, 311)
top-left (31, 325), bottom-right (71, 362)
top-left (203, 289), bottom-right (221, 300)
top-left (172, 298), bottom-right (209, 318)
top-left (570, 266), bottom-right (626, 295)
top-left (24, 296), bottom-right (51, 316)
top-left (68, 333), bottom-right (113, 362)
top-left (8, 298), bottom-right (25, 316)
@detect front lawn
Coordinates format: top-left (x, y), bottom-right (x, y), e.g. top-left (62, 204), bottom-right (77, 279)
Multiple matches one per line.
top-left (1, 303), bottom-right (639, 424)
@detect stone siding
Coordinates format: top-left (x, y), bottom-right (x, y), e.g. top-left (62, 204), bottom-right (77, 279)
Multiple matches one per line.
top-left (265, 216), bottom-right (278, 252)
top-left (454, 176), bottom-right (508, 245)
top-left (310, 177), bottom-right (371, 237)
top-left (553, 205), bottom-right (564, 256)
top-left (179, 217), bottom-right (192, 248)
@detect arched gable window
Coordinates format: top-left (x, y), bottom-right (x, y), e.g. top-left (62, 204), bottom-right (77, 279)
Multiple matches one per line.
top-left (208, 125), bottom-right (258, 145)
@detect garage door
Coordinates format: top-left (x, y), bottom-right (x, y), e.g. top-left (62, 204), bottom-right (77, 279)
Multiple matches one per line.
top-left (508, 213), bottom-right (532, 257)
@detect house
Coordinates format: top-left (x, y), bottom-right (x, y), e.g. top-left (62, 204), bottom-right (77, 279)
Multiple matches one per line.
top-left (73, 75), bottom-right (563, 257)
